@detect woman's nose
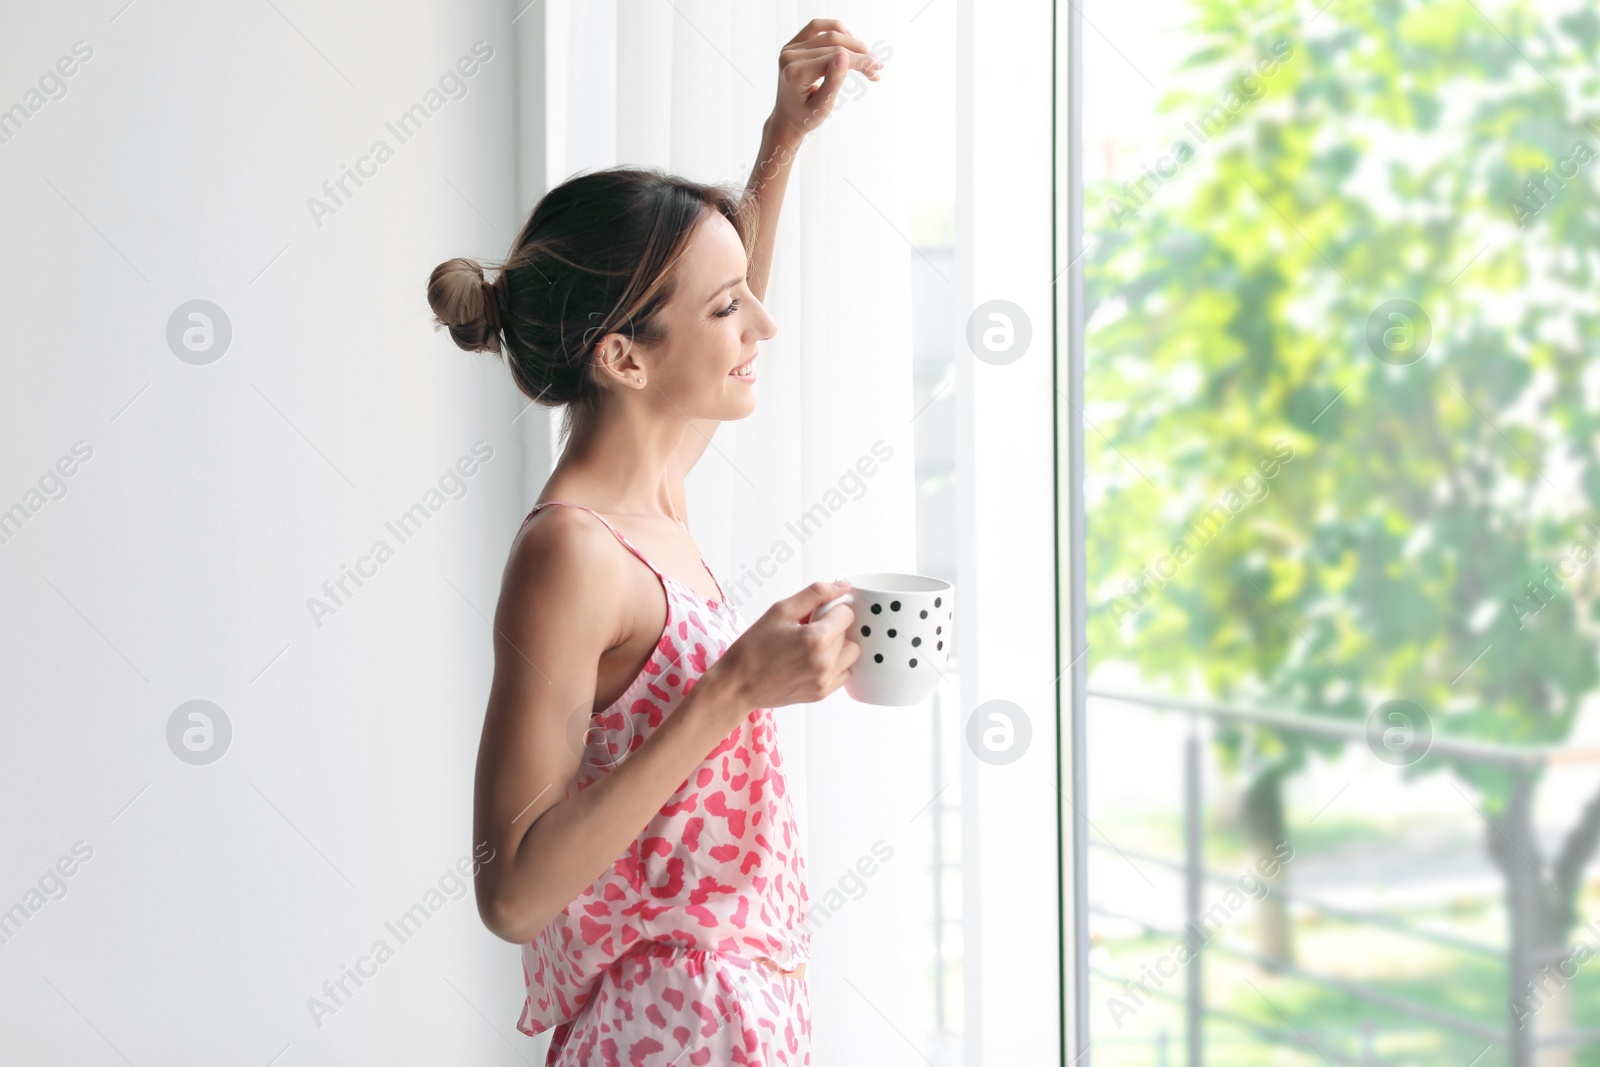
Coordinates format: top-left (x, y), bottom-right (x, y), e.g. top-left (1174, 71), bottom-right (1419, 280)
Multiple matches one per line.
top-left (753, 298), bottom-right (778, 341)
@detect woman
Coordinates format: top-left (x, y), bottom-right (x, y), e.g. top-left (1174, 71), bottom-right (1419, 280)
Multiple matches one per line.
top-left (425, 20), bottom-right (884, 1066)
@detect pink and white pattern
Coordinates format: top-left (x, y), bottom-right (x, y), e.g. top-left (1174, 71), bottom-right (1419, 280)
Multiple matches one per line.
top-left (513, 501), bottom-right (811, 1066)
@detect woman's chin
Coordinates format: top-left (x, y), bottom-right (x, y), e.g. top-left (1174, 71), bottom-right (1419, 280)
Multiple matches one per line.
top-left (724, 398), bottom-right (757, 420)
top-left (719, 384), bottom-right (758, 417)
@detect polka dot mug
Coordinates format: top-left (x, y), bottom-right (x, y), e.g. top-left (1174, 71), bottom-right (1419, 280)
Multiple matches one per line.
top-left (808, 572), bottom-right (954, 706)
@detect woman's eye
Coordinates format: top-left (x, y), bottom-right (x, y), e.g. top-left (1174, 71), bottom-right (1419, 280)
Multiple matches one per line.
top-left (717, 297), bottom-right (741, 318)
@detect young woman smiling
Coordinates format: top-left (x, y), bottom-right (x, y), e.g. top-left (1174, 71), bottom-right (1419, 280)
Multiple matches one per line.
top-left (425, 19), bottom-right (884, 1066)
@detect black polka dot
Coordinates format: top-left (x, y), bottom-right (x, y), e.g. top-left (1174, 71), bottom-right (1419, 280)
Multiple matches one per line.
top-left (887, 628), bottom-right (897, 638)
top-left (911, 637), bottom-right (921, 647)
top-left (861, 626), bottom-right (871, 636)
top-left (936, 626), bottom-right (942, 634)
top-left (871, 603), bottom-right (882, 614)
top-left (934, 597), bottom-right (941, 607)
top-left (909, 658), bottom-right (918, 668)
top-left (937, 641), bottom-right (943, 650)
top-left (920, 609), bottom-right (928, 618)
top-left (890, 600), bottom-right (901, 611)
top-left (873, 653), bottom-right (883, 663)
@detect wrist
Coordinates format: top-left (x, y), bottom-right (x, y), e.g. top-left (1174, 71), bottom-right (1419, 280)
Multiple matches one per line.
top-left (762, 115), bottom-right (807, 157)
top-left (697, 653), bottom-right (754, 728)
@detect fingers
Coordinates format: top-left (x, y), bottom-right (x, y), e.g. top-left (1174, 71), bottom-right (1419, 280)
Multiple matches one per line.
top-left (824, 666), bottom-right (852, 698)
top-left (815, 604), bottom-right (856, 641)
top-left (784, 18), bottom-right (851, 48)
top-left (808, 623), bottom-right (858, 699)
top-left (785, 51), bottom-right (851, 116)
top-left (825, 642), bottom-right (860, 694)
top-left (784, 45), bottom-right (881, 93)
top-left (783, 28), bottom-right (871, 57)
top-left (789, 578), bottom-right (853, 620)
top-left (835, 633), bottom-right (862, 670)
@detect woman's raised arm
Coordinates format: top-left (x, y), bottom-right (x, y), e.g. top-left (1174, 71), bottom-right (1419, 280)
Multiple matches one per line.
top-left (742, 18), bottom-right (883, 302)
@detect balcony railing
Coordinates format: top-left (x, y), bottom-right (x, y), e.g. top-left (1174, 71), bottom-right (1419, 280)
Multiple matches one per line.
top-left (1087, 686), bottom-right (1600, 1067)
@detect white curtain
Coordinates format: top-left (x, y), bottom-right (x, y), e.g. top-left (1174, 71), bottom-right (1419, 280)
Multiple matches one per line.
top-left (535, 1), bottom-right (1062, 1063)
top-left (539, 2), bottom-right (924, 1061)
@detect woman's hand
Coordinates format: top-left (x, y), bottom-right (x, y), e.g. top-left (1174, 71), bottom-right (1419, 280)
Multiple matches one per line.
top-left (743, 20), bottom-right (885, 303)
top-left (769, 18), bottom-right (884, 145)
top-left (706, 579), bottom-right (860, 714)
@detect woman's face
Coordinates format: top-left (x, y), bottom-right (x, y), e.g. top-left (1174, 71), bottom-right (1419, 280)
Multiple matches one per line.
top-left (616, 209), bottom-right (777, 422)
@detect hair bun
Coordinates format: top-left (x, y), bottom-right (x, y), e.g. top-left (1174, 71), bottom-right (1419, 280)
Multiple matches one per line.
top-left (427, 256), bottom-right (503, 354)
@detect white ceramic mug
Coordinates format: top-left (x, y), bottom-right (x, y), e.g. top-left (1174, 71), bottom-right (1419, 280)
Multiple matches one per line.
top-left (809, 572), bottom-right (954, 706)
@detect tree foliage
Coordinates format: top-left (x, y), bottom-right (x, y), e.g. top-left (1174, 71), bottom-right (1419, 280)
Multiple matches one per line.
top-left (1085, 0), bottom-right (1600, 919)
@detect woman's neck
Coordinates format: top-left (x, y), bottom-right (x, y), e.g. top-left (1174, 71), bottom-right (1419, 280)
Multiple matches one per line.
top-left (548, 402), bottom-right (688, 521)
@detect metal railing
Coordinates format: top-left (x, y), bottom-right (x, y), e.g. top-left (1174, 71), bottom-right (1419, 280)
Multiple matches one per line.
top-left (1086, 686), bottom-right (1600, 1067)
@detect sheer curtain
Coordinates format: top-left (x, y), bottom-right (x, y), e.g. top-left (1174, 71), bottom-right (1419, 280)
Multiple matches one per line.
top-left (534, 2), bottom-right (922, 1059)
top-left (531, 1), bottom-right (1062, 1063)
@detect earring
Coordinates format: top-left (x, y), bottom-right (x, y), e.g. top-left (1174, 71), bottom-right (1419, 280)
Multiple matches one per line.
top-left (636, 377), bottom-right (643, 384)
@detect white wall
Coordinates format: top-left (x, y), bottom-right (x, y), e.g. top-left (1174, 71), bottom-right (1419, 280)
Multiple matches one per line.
top-left (0, 2), bottom-right (545, 1063)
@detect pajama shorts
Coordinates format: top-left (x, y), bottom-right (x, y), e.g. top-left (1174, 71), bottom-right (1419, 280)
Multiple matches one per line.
top-left (544, 943), bottom-right (811, 1067)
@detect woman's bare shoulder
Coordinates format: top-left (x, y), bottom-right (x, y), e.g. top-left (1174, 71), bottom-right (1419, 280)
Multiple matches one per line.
top-left (498, 504), bottom-right (633, 640)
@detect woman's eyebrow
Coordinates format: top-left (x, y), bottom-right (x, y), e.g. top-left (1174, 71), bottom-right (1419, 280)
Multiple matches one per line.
top-left (705, 276), bottom-right (745, 303)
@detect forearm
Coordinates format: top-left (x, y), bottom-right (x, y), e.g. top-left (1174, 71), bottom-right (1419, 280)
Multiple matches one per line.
top-left (742, 117), bottom-right (805, 302)
top-left (483, 667), bottom-right (754, 943)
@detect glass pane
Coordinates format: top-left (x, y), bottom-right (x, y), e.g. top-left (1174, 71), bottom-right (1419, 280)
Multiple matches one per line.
top-left (1083, 1), bottom-right (1600, 1064)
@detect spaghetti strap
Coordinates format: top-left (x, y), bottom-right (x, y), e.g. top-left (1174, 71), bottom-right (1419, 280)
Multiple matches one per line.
top-left (523, 500), bottom-right (666, 581)
top-left (524, 499), bottom-right (731, 608)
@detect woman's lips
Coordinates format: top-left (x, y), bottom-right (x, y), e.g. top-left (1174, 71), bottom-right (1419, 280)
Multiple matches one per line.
top-left (729, 354), bottom-right (757, 380)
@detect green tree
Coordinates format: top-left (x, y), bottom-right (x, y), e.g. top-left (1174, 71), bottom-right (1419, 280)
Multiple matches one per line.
top-left (1085, 0), bottom-right (1600, 1034)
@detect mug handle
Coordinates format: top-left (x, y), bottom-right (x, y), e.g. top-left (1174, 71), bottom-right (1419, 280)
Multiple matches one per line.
top-left (807, 592), bottom-right (854, 624)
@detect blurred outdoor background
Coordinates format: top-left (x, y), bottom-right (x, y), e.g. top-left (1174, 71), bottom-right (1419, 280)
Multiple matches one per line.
top-left (1083, 0), bottom-right (1600, 1065)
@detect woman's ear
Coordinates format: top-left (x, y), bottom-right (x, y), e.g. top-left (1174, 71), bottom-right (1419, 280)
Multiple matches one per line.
top-left (590, 334), bottom-right (645, 389)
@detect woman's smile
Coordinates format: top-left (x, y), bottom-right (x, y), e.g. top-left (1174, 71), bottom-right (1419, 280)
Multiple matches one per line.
top-left (728, 353), bottom-right (758, 381)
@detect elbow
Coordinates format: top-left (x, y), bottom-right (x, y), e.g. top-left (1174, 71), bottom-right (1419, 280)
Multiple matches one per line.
top-left (475, 811), bottom-right (562, 943)
top-left (479, 900), bottom-right (526, 944)
top-left (478, 883), bottom-right (549, 945)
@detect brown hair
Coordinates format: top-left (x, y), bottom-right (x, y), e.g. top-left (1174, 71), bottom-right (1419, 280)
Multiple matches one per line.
top-left (427, 166), bottom-right (753, 445)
